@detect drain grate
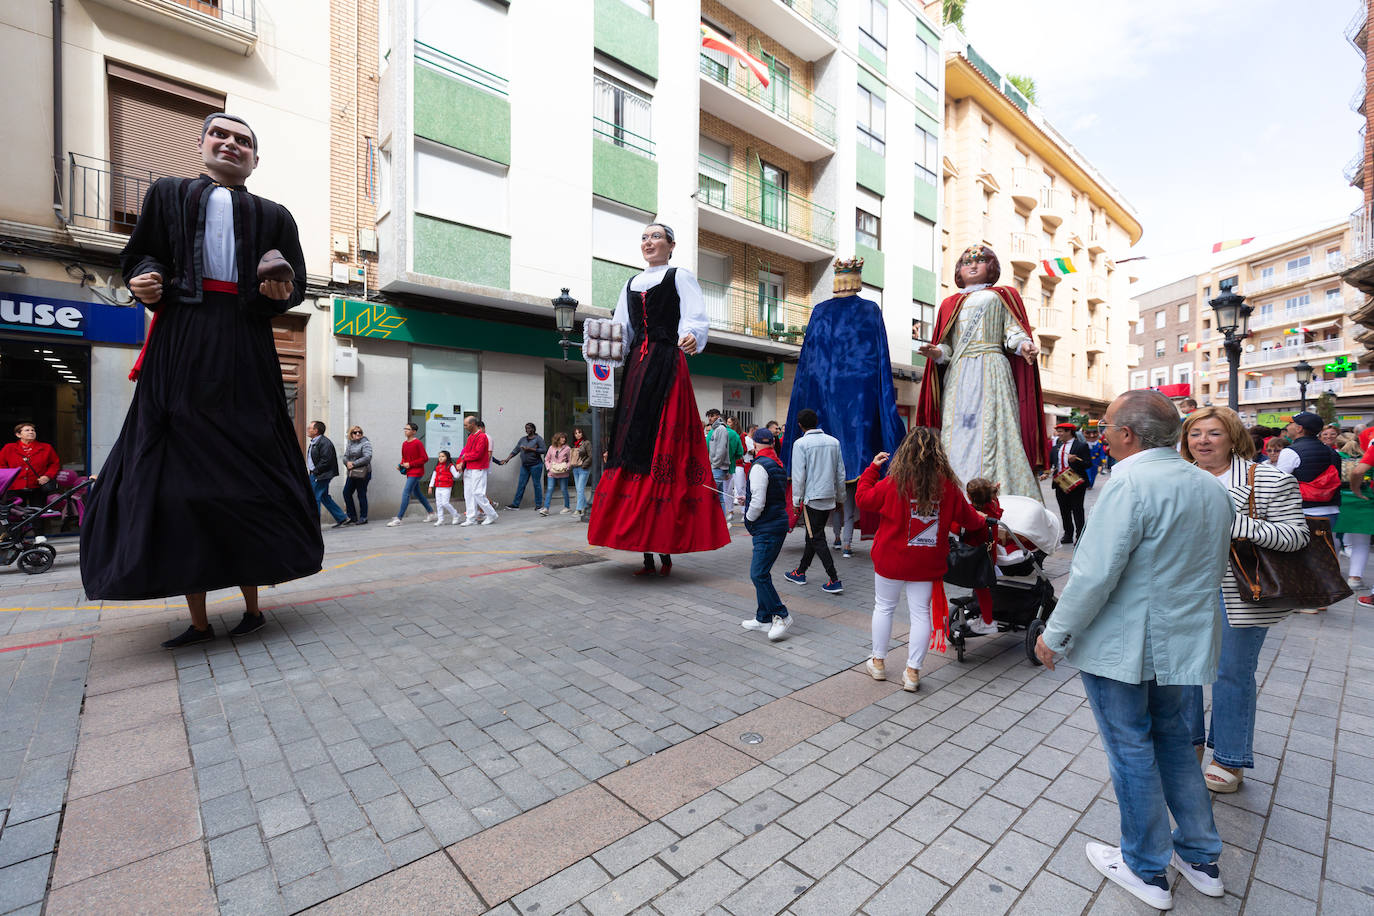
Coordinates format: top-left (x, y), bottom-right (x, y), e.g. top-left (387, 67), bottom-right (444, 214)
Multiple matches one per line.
top-left (523, 551), bottom-right (608, 569)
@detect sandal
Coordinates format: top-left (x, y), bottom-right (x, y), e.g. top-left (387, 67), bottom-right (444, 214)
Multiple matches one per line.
top-left (1203, 762), bottom-right (1242, 793)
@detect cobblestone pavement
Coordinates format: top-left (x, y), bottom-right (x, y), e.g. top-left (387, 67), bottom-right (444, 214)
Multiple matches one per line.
top-left (2, 480), bottom-right (1372, 914)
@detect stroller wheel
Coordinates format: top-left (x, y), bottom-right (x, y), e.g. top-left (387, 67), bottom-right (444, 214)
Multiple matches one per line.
top-left (18, 545), bottom-right (56, 575)
top-left (1025, 618), bottom-right (1046, 666)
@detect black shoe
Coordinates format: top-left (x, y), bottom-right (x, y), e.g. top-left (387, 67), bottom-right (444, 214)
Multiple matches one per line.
top-left (162, 624), bottom-right (215, 649)
top-left (1060, 536), bottom-right (1074, 545)
top-left (229, 612), bottom-right (266, 637)
top-left (331, 518), bottom-right (353, 528)
top-left (356, 518), bottom-right (367, 525)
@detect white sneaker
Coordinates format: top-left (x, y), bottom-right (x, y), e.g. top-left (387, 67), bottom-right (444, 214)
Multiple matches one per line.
top-left (538, 508), bottom-right (548, 516)
top-left (559, 508), bottom-right (572, 515)
top-left (459, 519), bottom-right (477, 527)
top-left (740, 619), bottom-right (769, 632)
top-left (1170, 851), bottom-right (1224, 898)
top-left (424, 512), bottom-right (436, 522)
top-left (1086, 842), bottom-right (1172, 910)
top-left (386, 518), bottom-right (402, 527)
top-left (767, 614), bottom-right (793, 641)
top-left (967, 618), bottom-right (998, 636)
top-left (481, 516), bottom-right (497, 526)
top-left (434, 519), bottom-right (444, 526)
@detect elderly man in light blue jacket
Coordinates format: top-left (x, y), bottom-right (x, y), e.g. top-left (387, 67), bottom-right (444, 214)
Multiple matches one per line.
top-left (1035, 389), bottom-right (1233, 910)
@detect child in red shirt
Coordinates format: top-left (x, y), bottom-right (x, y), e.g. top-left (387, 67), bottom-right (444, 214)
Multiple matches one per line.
top-left (964, 478), bottom-right (1003, 634)
top-left (427, 450), bottom-right (462, 525)
top-left (856, 427), bottom-right (988, 692)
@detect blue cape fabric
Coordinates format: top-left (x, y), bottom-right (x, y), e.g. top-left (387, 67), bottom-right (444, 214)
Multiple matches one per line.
top-left (782, 295), bottom-right (907, 479)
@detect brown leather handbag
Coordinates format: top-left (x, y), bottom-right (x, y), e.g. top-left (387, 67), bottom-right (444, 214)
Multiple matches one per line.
top-left (1229, 465), bottom-right (1352, 611)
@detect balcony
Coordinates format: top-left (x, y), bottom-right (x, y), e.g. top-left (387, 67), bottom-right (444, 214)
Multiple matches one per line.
top-left (1036, 305), bottom-right (1065, 340)
top-left (1239, 341), bottom-right (1350, 368)
top-left (1243, 259), bottom-right (1342, 296)
top-left (1346, 204), bottom-right (1374, 292)
top-left (1248, 295), bottom-right (1356, 331)
top-left (699, 280), bottom-right (810, 343)
top-left (1354, 84), bottom-right (1367, 116)
top-left (1127, 343), bottom-right (1144, 367)
top-left (1348, 3), bottom-right (1368, 55)
top-left (1008, 232), bottom-right (1038, 270)
top-left (1039, 247), bottom-right (1065, 280)
top-left (1010, 167), bottom-right (1041, 210)
top-left (1086, 275), bottom-right (1107, 304)
top-left (1241, 379), bottom-right (1344, 405)
top-left (84, 0), bottom-right (256, 54)
top-left (1085, 324), bottom-right (1107, 353)
top-left (1087, 228), bottom-right (1106, 255)
top-left (64, 152), bottom-right (173, 249)
top-left (696, 154), bottom-right (836, 261)
top-left (698, 54), bottom-right (836, 161)
top-left (1038, 187), bottom-right (1069, 228)
top-left (716, 0), bottom-right (837, 59)
top-left (1347, 153), bottom-right (1366, 190)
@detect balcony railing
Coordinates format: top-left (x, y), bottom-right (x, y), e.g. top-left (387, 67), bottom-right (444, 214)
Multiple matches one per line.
top-left (698, 53), bottom-right (836, 145)
top-left (1241, 379), bottom-right (1344, 404)
top-left (592, 116), bottom-right (655, 159)
top-left (67, 152), bottom-right (170, 235)
top-left (1037, 307), bottom-right (1064, 334)
top-left (1350, 204), bottom-right (1374, 264)
top-left (780, 0), bottom-right (838, 37)
top-left (699, 280), bottom-right (810, 342)
top-left (1039, 187), bottom-right (1070, 212)
top-left (696, 154), bottom-right (836, 248)
top-left (1248, 296), bottom-right (1357, 331)
top-left (173, 0), bottom-right (254, 29)
top-left (1010, 167), bottom-right (1041, 206)
top-left (416, 40), bottom-right (508, 96)
top-left (1086, 275), bottom-right (1107, 301)
top-left (1008, 232), bottom-right (1038, 263)
top-left (1240, 342), bottom-right (1348, 368)
top-left (1244, 261), bottom-right (1334, 294)
top-left (1347, 153), bottom-right (1365, 188)
top-left (1348, 3), bottom-right (1368, 54)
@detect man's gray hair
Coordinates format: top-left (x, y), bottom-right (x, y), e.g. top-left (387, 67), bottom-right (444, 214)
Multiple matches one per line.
top-left (1114, 389), bottom-right (1181, 449)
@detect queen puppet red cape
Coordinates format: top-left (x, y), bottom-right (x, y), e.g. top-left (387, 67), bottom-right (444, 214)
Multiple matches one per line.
top-left (915, 286), bottom-right (1049, 472)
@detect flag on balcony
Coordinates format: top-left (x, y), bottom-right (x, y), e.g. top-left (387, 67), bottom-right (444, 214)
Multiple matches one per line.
top-left (1211, 237), bottom-right (1255, 253)
top-left (701, 24), bottom-right (770, 88)
top-left (1041, 257), bottom-right (1076, 277)
top-left (1284, 326), bottom-right (1310, 335)
top-left (1183, 341), bottom-right (1202, 351)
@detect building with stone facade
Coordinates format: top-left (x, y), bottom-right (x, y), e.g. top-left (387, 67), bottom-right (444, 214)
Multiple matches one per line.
top-left (937, 26), bottom-right (1142, 422)
top-left (1127, 276), bottom-right (1198, 404)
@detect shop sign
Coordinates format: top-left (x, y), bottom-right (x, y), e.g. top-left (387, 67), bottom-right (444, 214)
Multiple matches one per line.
top-left (588, 362), bottom-right (615, 408)
top-left (0, 290), bottom-right (144, 344)
top-left (1257, 412), bottom-right (1294, 428)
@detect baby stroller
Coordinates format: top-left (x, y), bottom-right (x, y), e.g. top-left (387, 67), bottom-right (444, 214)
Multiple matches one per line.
top-left (0, 467), bottom-right (93, 575)
top-left (946, 495), bottom-right (1062, 665)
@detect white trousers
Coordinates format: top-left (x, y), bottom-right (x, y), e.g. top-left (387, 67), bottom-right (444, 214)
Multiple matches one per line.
top-left (434, 487), bottom-right (460, 520)
top-left (733, 466), bottom-right (746, 504)
top-left (463, 469), bottom-right (497, 520)
top-left (1349, 532), bottom-right (1371, 579)
top-left (871, 574), bottom-right (934, 671)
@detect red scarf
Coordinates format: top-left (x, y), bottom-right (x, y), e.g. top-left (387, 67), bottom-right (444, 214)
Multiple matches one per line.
top-left (754, 445), bottom-right (779, 464)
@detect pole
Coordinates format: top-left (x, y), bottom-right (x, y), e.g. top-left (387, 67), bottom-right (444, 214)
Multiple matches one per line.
top-left (586, 406), bottom-right (603, 521)
top-left (1226, 335), bottom-right (1240, 413)
top-left (1299, 382), bottom-right (1308, 414)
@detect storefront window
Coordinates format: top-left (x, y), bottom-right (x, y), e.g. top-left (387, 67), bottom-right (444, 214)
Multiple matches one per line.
top-left (410, 346), bottom-right (479, 456)
top-left (0, 340), bottom-right (89, 473)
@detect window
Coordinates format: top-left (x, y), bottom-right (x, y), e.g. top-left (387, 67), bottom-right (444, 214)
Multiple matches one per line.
top-left (913, 217), bottom-right (935, 271)
top-left (700, 19), bottom-right (732, 83)
top-left (915, 31), bottom-right (938, 95)
top-left (1178, 334), bottom-right (1189, 353)
top-left (914, 125), bottom-right (937, 186)
top-left (1155, 309), bottom-right (1166, 329)
top-left (760, 52), bottom-right (791, 118)
top-left (1178, 302), bottom-right (1189, 323)
top-left (1284, 293), bottom-right (1310, 315)
top-left (1219, 276), bottom-right (1238, 292)
top-left (1258, 302), bottom-right (1273, 323)
top-left (1134, 318), bottom-right (1145, 335)
top-left (858, 0), bottom-right (887, 60)
top-left (593, 73), bottom-right (652, 158)
top-left (414, 140), bottom-right (508, 234)
top-left (758, 160), bottom-right (788, 231)
top-left (415, 0), bottom-right (509, 84)
top-left (1155, 339), bottom-right (1166, 358)
top-left (698, 134), bottom-right (730, 208)
top-left (1327, 287), bottom-right (1342, 304)
top-left (911, 301), bottom-right (936, 343)
top-left (1260, 266), bottom-right (1275, 282)
top-left (857, 85), bottom-right (885, 153)
top-left (856, 208), bottom-right (880, 249)
top-left (1287, 255), bottom-right (1311, 273)
top-left (410, 347), bottom-right (480, 448)
top-left (758, 270), bottom-right (784, 332)
top-left (1131, 371), bottom-right (1147, 389)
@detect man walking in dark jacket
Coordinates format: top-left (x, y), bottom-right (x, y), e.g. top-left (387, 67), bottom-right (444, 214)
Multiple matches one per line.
top-left (498, 422), bottom-right (546, 509)
top-left (308, 420), bottom-right (350, 528)
top-left (1046, 421), bottom-right (1092, 544)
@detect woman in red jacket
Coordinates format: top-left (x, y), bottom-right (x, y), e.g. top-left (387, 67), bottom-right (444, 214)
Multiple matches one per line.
top-left (0, 422), bottom-right (61, 507)
top-left (856, 426), bottom-right (988, 692)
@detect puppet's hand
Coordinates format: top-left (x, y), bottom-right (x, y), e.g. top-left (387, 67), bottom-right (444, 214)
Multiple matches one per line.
top-left (679, 333), bottom-right (698, 355)
top-left (1020, 340), bottom-right (1039, 362)
top-left (917, 344), bottom-right (942, 362)
top-left (129, 272), bottom-right (163, 305)
top-left (260, 279), bottom-right (294, 301)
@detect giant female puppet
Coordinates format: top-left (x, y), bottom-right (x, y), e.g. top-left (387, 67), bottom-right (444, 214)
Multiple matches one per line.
top-left (915, 245), bottom-right (1048, 500)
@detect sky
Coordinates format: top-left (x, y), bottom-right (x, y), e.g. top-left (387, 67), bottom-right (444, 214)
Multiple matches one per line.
top-left (958, 0), bottom-right (1366, 294)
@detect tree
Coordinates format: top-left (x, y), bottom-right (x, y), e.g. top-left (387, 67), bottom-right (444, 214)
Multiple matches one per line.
top-left (1315, 391), bottom-right (1338, 426)
top-left (942, 0), bottom-right (966, 29)
top-left (1007, 73), bottom-right (1038, 104)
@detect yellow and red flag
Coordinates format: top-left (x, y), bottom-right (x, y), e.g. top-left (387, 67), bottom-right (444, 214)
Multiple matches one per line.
top-left (1211, 237), bottom-right (1255, 254)
top-left (701, 24), bottom-right (770, 88)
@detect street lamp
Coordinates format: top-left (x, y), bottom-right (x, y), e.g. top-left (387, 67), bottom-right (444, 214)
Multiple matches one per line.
top-left (549, 288), bottom-right (603, 519)
top-left (1209, 290), bottom-right (1252, 412)
top-left (1295, 359), bottom-right (1314, 413)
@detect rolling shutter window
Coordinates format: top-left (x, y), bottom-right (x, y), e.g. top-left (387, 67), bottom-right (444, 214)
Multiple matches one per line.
top-left (107, 64), bottom-right (223, 228)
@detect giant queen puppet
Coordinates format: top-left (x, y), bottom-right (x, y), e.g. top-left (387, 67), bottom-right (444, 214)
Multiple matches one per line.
top-left (915, 244), bottom-right (1048, 499)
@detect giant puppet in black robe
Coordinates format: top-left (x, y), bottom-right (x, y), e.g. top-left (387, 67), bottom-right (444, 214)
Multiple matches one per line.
top-left (80, 171), bottom-right (324, 600)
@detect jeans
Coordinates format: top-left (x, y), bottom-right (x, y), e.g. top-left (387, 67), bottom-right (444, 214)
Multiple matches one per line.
top-left (830, 482), bottom-right (857, 548)
top-left (510, 462), bottom-right (543, 508)
top-left (797, 504), bottom-right (838, 580)
top-left (396, 475), bottom-right (432, 519)
top-left (311, 476), bottom-right (347, 523)
top-left (573, 467), bottom-right (590, 512)
top-left (342, 473), bottom-right (370, 521)
top-left (1184, 615), bottom-right (1270, 768)
top-left (712, 468), bottom-right (731, 517)
top-left (1080, 672), bottom-right (1223, 879)
top-left (749, 524), bottom-right (789, 622)
top-left (543, 476), bottom-right (570, 509)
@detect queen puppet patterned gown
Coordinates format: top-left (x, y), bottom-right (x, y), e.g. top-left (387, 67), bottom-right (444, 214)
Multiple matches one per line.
top-left (926, 286), bottom-right (1044, 501)
top-left (586, 265), bottom-right (730, 555)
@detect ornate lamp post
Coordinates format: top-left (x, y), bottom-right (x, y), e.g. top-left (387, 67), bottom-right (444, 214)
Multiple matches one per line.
top-left (1295, 359), bottom-right (1314, 413)
top-left (1210, 290), bottom-right (1252, 413)
top-left (550, 288), bottom-right (602, 516)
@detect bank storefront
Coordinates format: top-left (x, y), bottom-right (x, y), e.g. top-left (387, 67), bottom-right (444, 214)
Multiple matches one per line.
top-left (0, 278), bottom-right (145, 475)
top-left (330, 296), bottom-right (787, 509)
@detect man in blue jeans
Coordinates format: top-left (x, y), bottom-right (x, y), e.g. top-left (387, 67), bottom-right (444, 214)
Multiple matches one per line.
top-left (705, 409), bottom-right (732, 520)
top-left (1035, 390), bottom-right (1233, 910)
top-left (497, 422), bottom-right (545, 509)
top-left (307, 421), bottom-right (350, 528)
top-left (739, 427), bottom-right (791, 641)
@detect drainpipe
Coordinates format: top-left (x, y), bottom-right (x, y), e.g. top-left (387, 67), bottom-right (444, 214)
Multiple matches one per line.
top-left (52, 0), bottom-right (64, 224)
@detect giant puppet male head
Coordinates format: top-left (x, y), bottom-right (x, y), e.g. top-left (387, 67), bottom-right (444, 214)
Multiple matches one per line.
top-left (954, 244), bottom-right (1001, 289)
top-left (198, 113), bottom-right (259, 186)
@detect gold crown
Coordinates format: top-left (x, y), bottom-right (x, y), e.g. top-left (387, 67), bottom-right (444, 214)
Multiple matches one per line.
top-left (834, 257), bottom-right (865, 274)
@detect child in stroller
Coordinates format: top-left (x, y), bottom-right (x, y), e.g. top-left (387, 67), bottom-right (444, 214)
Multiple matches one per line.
top-left (947, 493), bottom-right (1062, 664)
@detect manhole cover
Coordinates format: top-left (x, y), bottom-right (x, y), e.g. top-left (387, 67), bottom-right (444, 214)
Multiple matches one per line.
top-left (523, 552), bottom-right (608, 569)
top-left (739, 732), bottom-right (764, 745)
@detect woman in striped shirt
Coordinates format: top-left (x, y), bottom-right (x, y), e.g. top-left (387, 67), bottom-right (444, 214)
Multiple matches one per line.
top-left (1180, 406), bottom-right (1310, 794)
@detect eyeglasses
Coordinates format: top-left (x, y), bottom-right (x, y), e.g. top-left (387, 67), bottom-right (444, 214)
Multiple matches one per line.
top-left (640, 232), bottom-right (669, 242)
top-left (350, 430), bottom-right (362, 435)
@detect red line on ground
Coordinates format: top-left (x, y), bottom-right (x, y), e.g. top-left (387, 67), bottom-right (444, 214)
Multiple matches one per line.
top-left (469, 565), bottom-right (540, 578)
top-left (0, 634), bottom-right (95, 654)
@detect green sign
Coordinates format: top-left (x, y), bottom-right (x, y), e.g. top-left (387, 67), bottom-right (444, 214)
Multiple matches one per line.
top-left (1257, 412), bottom-right (1293, 428)
top-left (332, 298), bottom-right (783, 383)
top-left (1325, 356), bottom-right (1356, 378)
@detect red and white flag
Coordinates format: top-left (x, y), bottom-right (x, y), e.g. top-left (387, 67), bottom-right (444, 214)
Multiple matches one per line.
top-left (1211, 237), bottom-right (1255, 254)
top-left (701, 23), bottom-right (770, 88)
